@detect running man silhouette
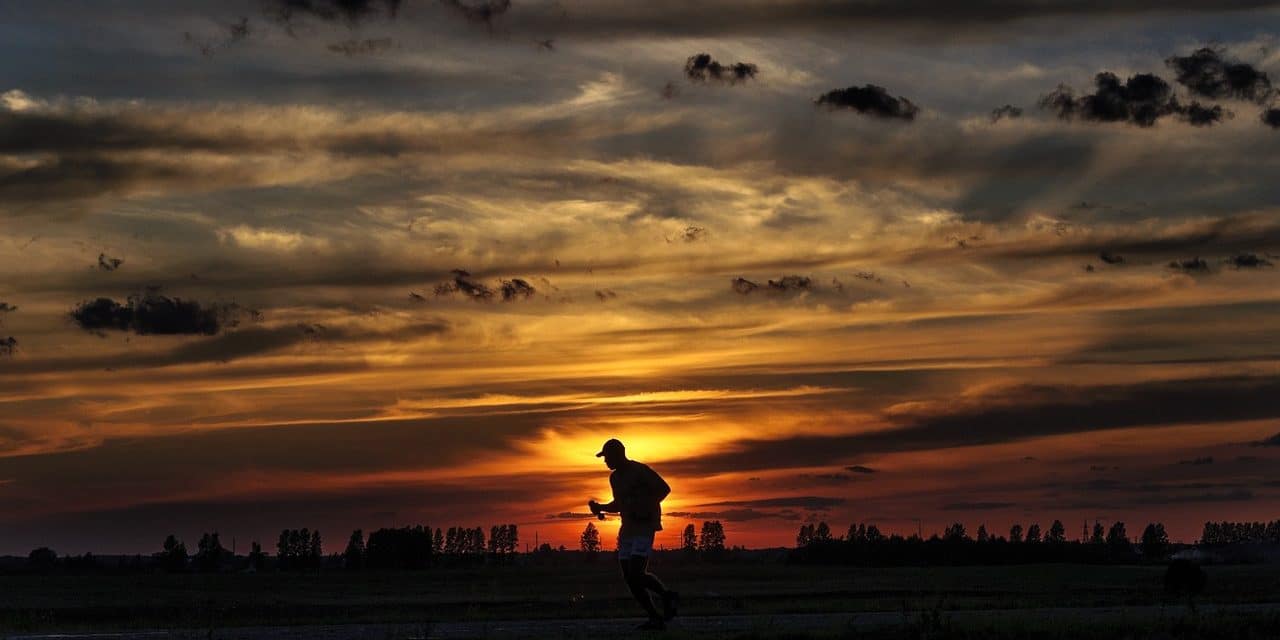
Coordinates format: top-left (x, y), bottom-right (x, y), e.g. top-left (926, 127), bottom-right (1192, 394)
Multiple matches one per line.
top-left (588, 438), bottom-right (679, 630)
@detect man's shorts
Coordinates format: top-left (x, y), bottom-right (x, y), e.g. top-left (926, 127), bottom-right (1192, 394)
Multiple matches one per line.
top-left (617, 530), bottom-right (656, 559)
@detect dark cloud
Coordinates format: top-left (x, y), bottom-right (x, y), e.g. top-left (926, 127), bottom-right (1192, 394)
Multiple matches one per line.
top-left (546, 512), bottom-right (602, 520)
top-left (940, 501), bottom-right (1015, 511)
top-left (439, 0), bottom-right (511, 26)
top-left (1098, 252), bottom-right (1125, 265)
top-left (1225, 253), bottom-right (1273, 269)
top-left (499, 278), bottom-right (536, 301)
top-left (666, 375), bottom-right (1280, 474)
top-left (69, 292), bottom-right (255, 336)
top-left (816, 84), bottom-right (918, 121)
top-left (327, 37), bottom-right (397, 56)
top-left (496, 1), bottom-right (1280, 39)
top-left (434, 269), bottom-right (494, 300)
top-left (1144, 489), bottom-right (1255, 504)
top-left (1252, 432), bottom-right (1280, 447)
top-left (1264, 108), bottom-right (1280, 128)
top-left (97, 253), bottom-right (123, 272)
top-left (184, 16), bottom-right (251, 57)
top-left (667, 508), bottom-right (797, 522)
top-left (0, 155), bottom-right (233, 215)
top-left (989, 104), bottom-right (1023, 123)
top-left (731, 277), bottom-right (760, 294)
top-left (845, 464), bottom-right (878, 474)
top-left (432, 271), bottom-right (538, 302)
top-left (0, 336), bottom-right (15, 357)
top-left (733, 274), bottom-right (818, 296)
top-left (0, 320), bottom-right (448, 374)
top-left (680, 225), bottom-right (707, 242)
top-left (684, 54), bottom-right (759, 85)
top-left (1168, 256), bottom-right (1210, 272)
top-left (996, 216), bottom-right (1280, 263)
top-left (1178, 456), bottom-right (1214, 465)
top-left (264, 0), bottom-right (403, 30)
top-left (1182, 101), bottom-right (1229, 126)
top-left (0, 302), bottom-right (15, 314)
top-left (1166, 47), bottom-right (1273, 103)
top-left (594, 289), bottom-right (617, 301)
top-left (1039, 72), bottom-right (1184, 127)
top-left (768, 275), bottom-right (813, 292)
top-left (701, 496), bottom-right (845, 510)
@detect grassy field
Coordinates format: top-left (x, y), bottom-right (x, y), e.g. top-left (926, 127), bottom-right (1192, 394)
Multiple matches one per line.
top-left (2, 561), bottom-right (1279, 633)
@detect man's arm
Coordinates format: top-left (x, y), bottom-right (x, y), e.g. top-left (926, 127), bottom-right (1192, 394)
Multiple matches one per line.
top-left (590, 475), bottom-right (628, 513)
top-left (648, 466), bottom-right (671, 502)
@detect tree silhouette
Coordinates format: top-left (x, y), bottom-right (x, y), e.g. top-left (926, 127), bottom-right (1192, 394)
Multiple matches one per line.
top-left (276, 528), bottom-right (322, 569)
top-left (161, 534), bottom-right (188, 572)
top-left (976, 524), bottom-right (989, 543)
top-left (344, 529), bottom-right (365, 569)
top-left (27, 547), bottom-right (57, 571)
top-left (681, 524), bottom-right (697, 555)
top-left (1090, 522), bottom-right (1106, 544)
top-left (1106, 521), bottom-right (1129, 555)
top-left (489, 525), bottom-right (503, 554)
top-left (1025, 523), bottom-right (1042, 544)
top-left (580, 522), bottom-right (601, 555)
top-left (1009, 524), bottom-right (1023, 543)
top-left (194, 532), bottom-right (227, 572)
top-left (309, 530), bottom-right (323, 564)
top-left (1142, 522), bottom-right (1169, 559)
top-left (432, 528), bottom-right (444, 555)
top-left (1047, 520), bottom-right (1067, 544)
top-left (366, 526), bottom-right (432, 569)
top-left (865, 524), bottom-right (884, 543)
top-left (796, 523), bottom-right (815, 547)
top-left (507, 524), bottom-right (519, 553)
top-left (247, 541), bottom-right (266, 571)
top-left (699, 520), bottom-right (726, 553)
top-left (487, 524), bottom-right (518, 555)
top-left (813, 521), bottom-right (833, 543)
top-left (943, 522), bottom-right (968, 542)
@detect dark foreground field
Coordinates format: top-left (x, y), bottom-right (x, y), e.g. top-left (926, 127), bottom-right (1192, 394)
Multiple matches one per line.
top-left (3, 562), bottom-right (1279, 638)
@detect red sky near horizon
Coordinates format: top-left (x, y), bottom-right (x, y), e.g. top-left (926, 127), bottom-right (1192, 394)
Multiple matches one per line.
top-left (1, 0), bottom-right (1279, 555)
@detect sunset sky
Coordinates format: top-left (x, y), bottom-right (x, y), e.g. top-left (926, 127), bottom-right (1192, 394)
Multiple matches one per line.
top-left (2, 0), bottom-right (1280, 555)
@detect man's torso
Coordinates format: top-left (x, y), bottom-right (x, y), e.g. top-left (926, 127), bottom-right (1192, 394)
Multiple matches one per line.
top-left (611, 460), bottom-right (664, 536)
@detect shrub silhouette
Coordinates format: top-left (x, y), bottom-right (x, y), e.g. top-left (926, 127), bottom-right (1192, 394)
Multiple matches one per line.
top-left (27, 547), bottom-right (57, 572)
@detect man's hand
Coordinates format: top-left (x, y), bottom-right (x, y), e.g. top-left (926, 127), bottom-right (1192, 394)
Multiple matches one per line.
top-left (588, 499), bottom-right (605, 520)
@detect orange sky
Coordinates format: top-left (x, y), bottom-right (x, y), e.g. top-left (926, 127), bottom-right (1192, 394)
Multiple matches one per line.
top-left (1, 0), bottom-right (1280, 554)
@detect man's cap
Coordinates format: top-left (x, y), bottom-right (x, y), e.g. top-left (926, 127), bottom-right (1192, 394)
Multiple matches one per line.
top-left (595, 438), bottom-right (625, 457)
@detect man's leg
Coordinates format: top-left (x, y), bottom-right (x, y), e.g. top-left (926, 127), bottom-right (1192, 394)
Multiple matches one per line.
top-left (629, 556), bottom-right (669, 595)
top-left (620, 558), bottom-right (663, 620)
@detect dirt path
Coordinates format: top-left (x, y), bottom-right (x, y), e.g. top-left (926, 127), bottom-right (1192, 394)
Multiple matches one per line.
top-left (8, 603), bottom-right (1280, 639)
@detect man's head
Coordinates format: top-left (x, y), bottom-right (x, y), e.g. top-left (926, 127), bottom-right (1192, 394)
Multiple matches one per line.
top-left (595, 438), bottom-right (626, 469)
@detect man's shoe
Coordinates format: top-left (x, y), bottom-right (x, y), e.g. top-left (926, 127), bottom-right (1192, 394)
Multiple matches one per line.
top-left (636, 618), bottom-right (666, 631)
top-left (662, 590), bottom-right (679, 621)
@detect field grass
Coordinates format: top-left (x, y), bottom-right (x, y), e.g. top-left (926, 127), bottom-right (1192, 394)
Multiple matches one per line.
top-left (2, 561), bottom-right (1278, 633)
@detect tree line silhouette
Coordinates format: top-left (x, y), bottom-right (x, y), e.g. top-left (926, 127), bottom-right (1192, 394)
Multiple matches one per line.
top-left (1200, 520), bottom-right (1280, 545)
top-left (789, 519), bottom-right (1177, 565)
top-left (11, 518), bottom-right (1278, 573)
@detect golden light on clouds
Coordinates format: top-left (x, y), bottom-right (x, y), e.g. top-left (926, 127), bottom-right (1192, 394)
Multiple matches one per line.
top-left (1, 1), bottom-right (1279, 554)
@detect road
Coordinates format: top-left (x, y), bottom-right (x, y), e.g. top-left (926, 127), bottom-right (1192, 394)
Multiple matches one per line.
top-left (7, 603), bottom-right (1280, 639)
